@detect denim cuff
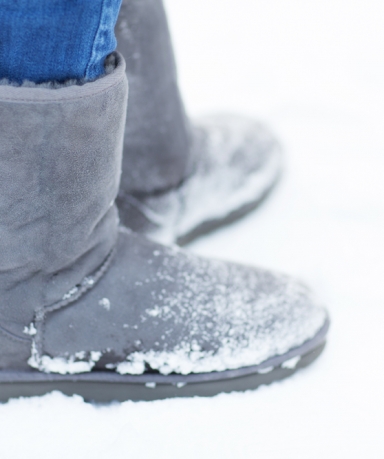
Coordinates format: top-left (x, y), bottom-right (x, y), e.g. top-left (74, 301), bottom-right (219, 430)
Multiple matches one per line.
top-left (0, 0), bottom-right (122, 84)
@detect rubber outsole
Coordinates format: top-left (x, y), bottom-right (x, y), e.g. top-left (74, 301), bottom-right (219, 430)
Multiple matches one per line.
top-left (0, 320), bottom-right (328, 403)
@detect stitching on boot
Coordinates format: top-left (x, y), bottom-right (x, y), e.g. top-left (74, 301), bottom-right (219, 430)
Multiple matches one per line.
top-left (28, 247), bottom-right (115, 371)
top-left (0, 324), bottom-right (31, 343)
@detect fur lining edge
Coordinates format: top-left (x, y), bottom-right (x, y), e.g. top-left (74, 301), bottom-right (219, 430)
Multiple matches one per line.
top-left (0, 53), bottom-right (117, 89)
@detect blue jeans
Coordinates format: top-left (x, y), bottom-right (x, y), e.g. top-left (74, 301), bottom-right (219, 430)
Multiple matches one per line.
top-left (0, 0), bottom-right (122, 83)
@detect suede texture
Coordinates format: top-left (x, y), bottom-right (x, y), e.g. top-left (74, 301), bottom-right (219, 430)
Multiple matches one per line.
top-left (116, 0), bottom-right (192, 194)
top-left (0, 328), bottom-right (31, 371)
top-left (41, 228), bottom-right (327, 375)
top-left (0, 52), bottom-right (128, 344)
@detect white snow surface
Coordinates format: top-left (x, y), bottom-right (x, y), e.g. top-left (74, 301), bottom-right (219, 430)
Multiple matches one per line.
top-left (1, 0), bottom-right (384, 457)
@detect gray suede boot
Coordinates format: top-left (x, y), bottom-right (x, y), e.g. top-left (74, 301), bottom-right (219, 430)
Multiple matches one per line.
top-left (115, 0), bottom-right (282, 245)
top-left (0, 52), bottom-right (328, 403)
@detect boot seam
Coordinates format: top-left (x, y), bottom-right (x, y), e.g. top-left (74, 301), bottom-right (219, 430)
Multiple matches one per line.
top-left (29, 246), bottom-right (116, 367)
top-left (0, 324), bottom-right (31, 343)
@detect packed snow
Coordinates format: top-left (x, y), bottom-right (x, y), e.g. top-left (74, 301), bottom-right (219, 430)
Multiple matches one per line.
top-left (1, 0), bottom-right (383, 457)
top-left (28, 342), bottom-right (102, 375)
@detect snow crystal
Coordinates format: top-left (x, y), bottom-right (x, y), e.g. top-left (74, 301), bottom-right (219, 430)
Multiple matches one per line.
top-left (145, 382), bottom-right (157, 389)
top-left (62, 287), bottom-right (79, 301)
top-left (116, 361), bottom-right (145, 375)
top-left (23, 323), bottom-right (37, 336)
top-left (82, 277), bottom-right (95, 287)
top-left (281, 356), bottom-right (301, 370)
top-left (99, 298), bottom-right (111, 311)
top-left (257, 366), bottom-right (274, 374)
top-left (90, 351), bottom-right (102, 362)
top-left (146, 306), bottom-right (162, 317)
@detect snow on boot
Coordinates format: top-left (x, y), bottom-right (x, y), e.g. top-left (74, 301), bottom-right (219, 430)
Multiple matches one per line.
top-left (115, 0), bottom-right (282, 245)
top-left (0, 52), bottom-right (328, 403)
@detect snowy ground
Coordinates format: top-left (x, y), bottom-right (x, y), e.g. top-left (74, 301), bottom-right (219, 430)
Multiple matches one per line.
top-left (1, 1), bottom-right (384, 457)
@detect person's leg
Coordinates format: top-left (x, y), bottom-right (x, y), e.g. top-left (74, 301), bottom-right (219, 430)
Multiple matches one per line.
top-left (0, 0), bottom-right (122, 84)
top-left (115, 0), bottom-right (282, 245)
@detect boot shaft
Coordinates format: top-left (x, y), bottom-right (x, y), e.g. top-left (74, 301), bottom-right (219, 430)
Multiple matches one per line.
top-left (0, 53), bottom-right (128, 335)
top-left (116, 0), bottom-right (191, 194)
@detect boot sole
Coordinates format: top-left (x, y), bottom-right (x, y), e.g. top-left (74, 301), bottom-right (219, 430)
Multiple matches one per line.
top-left (0, 320), bottom-right (328, 403)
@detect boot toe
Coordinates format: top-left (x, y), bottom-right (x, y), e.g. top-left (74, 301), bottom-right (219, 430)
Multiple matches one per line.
top-left (175, 114), bottom-right (283, 243)
top-left (39, 229), bottom-right (328, 377)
